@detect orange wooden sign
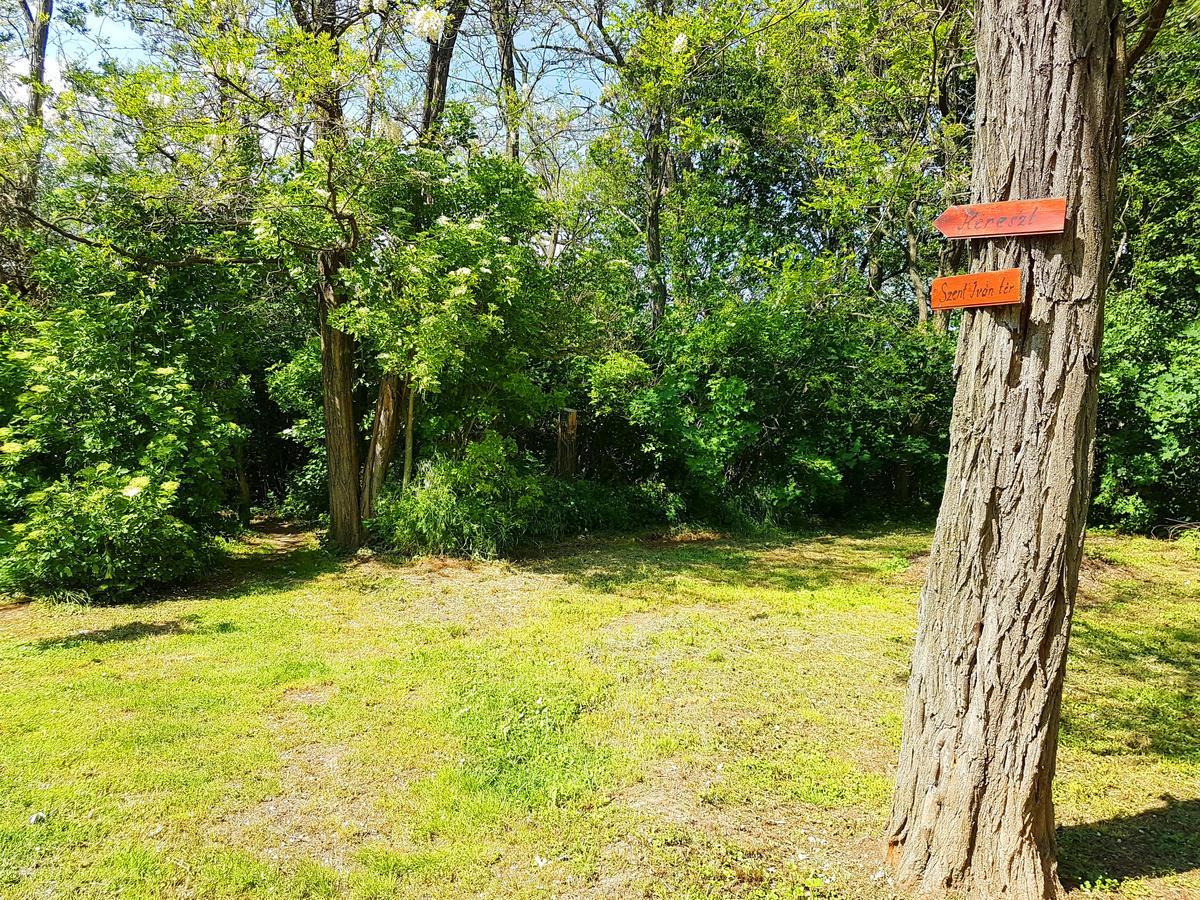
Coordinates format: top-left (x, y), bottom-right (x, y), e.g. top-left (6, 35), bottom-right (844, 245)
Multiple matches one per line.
top-left (933, 197), bottom-right (1066, 239)
top-left (931, 268), bottom-right (1022, 310)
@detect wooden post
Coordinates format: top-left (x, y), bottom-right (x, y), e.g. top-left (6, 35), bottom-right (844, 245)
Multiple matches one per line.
top-left (557, 408), bottom-right (578, 477)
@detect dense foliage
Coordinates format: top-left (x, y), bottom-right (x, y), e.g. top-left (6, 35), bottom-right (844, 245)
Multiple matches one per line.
top-left (0, 0), bottom-right (1195, 597)
top-left (1094, 19), bottom-right (1200, 530)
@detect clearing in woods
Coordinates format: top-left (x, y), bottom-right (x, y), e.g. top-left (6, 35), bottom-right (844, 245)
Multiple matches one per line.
top-left (0, 523), bottom-right (1197, 898)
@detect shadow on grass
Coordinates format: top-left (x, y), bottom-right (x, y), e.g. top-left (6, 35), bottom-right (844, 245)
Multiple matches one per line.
top-left (12, 521), bottom-right (339, 617)
top-left (522, 527), bottom-right (928, 595)
top-left (131, 519), bottom-right (340, 608)
top-left (1059, 796), bottom-right (1200, 888)
top-left (1064, 617), bottom-right (1200, 759)
top-left (29, 614), bottom-right (238, 651)
top-left (22, 522), bottom-right (338, 648)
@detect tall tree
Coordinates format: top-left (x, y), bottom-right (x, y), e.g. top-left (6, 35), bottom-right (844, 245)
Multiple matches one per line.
top-left (18, 0), bottom-right (52, 214)
top-left (361, 4), bottom-right (474, 518)
top-left (420, 0), bottom-right (471, 139)
top-left (886, 0), bottom-right (1173, 897)
top-left (489, 0), bottom-right (520, 159)
top-left (290, 0), bottom-right (363, 551)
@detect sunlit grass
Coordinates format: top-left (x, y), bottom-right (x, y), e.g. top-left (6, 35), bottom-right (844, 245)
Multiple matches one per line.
top-left (0, 525), bottom-right (1196, 898)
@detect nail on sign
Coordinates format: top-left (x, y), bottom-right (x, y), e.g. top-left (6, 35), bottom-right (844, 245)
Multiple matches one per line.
top-left (933, 198), bottom-right (1066, 239)
top-left (931, 268), bottom-right (1022, 310)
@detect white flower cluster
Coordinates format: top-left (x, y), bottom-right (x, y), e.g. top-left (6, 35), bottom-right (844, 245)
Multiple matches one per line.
top-left (671, 33), bottom-right (688, 55)
top-left (216, 59), bottom-right (249, 81)
top-left (407, 6), bottom-right (446, 42)
top-left (381, 119), bottom-right (405, 141)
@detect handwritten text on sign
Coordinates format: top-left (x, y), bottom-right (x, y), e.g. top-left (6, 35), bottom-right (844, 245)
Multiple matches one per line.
top-left (931, 269), bottom-right (1022, 310)
top-left (933, 198), bottom-right (1066, 240)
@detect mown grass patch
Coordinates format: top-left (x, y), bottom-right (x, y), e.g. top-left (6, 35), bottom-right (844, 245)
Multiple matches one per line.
top-left (1, 524), bottom-right (1197, 898)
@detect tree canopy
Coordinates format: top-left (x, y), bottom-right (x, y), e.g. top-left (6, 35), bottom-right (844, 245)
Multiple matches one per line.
top-left (1, 0), bottom-right (1196, 597)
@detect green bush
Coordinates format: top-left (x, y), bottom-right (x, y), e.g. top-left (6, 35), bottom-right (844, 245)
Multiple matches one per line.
top-left (1179, 530), bottom-right (1200, 561)
top-left (741, 454), bottom-right (846, 528)
top-left (0, 472), bottom-right (214, 600)
top-left (0, 255), bottom-right (262, 599)
top-left (368, 432), bottom-right (665, 557)
top-left (370, 433), bottom-right (545, 557)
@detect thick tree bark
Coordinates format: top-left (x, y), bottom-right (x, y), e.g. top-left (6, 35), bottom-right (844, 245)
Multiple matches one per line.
top-left (886, 0), bottom-right (1127, 896)
top-left (318, 250), bottom-right (363, 551)
top-left (360, 372), bottom-right (404, 519)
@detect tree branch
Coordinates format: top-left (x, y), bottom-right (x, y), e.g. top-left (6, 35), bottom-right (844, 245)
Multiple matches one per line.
top-left (1126, 0), bottom-right (1174, 73)
top-left (16, 205), bottom-right (277, 269)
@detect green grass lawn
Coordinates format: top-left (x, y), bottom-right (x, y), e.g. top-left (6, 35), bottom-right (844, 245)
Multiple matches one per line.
top-left (1, 524), bottom-right (1197, 899)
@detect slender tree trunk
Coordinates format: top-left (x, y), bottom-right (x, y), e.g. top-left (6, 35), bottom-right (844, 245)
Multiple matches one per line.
top-left (867, 253), bottom-right (883, 294)
top-left (866, 226), bottom-right (885, 295)
top-left (886, 0), bottom-right (1127, 896)
top-left (932, 0), bottom-right (967, 335)
top-left (646, 109), bottom-right (668, 330)
top-left (933, 238), bottom-right (961, 332)
top-left (906, 205), bottom-right (929, 326)
top-left (234, 441), bottom-right (252, 526)
top-left (318, 249), bottom-right (362, 551)
top-left (489, 0), bottom-right (520, 159)
top-left (292, 0), bottom-right (366, 550)
top-left (893, 462), bottom-right (912, 503)
top-left (360, 2), bottom-right (468, 510)
top-left (401, 385), bottom-right (416, 491)
top-left (360, 372), bottom-right (404, 518)
top-left (14, 0), bottom-right (52, 222)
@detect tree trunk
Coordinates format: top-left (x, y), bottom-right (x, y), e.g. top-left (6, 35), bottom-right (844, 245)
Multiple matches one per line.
top-left (489, 0), bottom-right (520, 159)
top-left (360, 372), bottom-right (404, 519)
top-left (318, 249), bottom-right (363, 551)
top-left (906, 205), bottom-right (929, 326)
top-left (420, 0), bottom-right (470, 140)
top-left (292, 0), bottom-right (365, 551)
top-left (933, 238), bottom-right (961, 332)
top-left (401, 385), bottom-right (416, 491)
top-left (17, 0), bottom-right (52, 217)
top-left (886, 0), bottom-right (1126, 896)
top-left (932, 0), bottom-right (967, 335)
top-left (646, 109), bottom-right (668, 330)
top-left (360, 0), bottom-right (467, 514)
top-left (866, 228), bottom-right (884, 295)
top-left (893, 462), bottom-right (912, 504)
top-left (867, 254), bottom-right (883, 294)
top-left (234, 441), bottom-right (252, 526)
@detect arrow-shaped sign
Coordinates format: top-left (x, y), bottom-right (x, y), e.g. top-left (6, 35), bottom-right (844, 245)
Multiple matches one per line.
top-left (932, 269), bottom-right (1022, 310)
top-left (934, 197), bottom-right (1066, 240)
